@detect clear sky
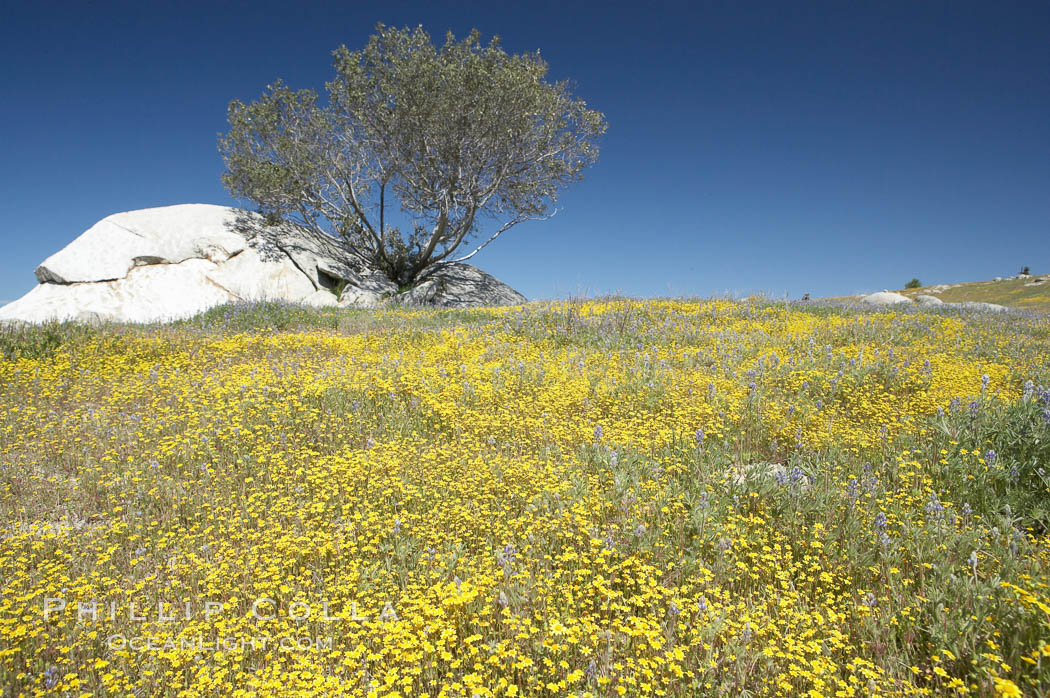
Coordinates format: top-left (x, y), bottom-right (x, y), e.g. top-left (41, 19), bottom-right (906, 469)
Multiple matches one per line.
top-left (2, 0), bottom-right (1047, 303)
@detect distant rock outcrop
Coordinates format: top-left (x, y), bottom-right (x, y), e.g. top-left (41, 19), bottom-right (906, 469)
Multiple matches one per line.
top-left (0, 204), bottom-right (525, 324)
top-left (860, 291), bottom-right (912, 306)
top-left (858, 289), bottom-right (1008, 313)
top-left (951, 301), bottom-right (1008, 313)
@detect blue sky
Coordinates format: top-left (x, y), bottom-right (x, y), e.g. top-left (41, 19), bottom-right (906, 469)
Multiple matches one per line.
top-left (2, 0), bottom-right (1047, 303)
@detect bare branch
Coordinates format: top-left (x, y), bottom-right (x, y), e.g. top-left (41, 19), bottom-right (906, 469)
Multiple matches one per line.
top-left (451, 209), bottom-right (554, 264)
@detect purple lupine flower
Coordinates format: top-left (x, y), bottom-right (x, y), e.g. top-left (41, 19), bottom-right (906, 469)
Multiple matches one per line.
top-left (498, 543), bottom-right (518, 568)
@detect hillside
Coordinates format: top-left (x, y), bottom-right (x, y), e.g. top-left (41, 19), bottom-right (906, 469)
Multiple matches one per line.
top-left (2, 299), bottom-right (1050, 695)
top-left (897, 273), bottom-right (1050, 310)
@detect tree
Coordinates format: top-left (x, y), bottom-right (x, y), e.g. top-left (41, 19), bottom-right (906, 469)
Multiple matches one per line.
top-left (219, 25), bottom-right (607, 286)
top-left (905, 278), bottom-right (922, 289)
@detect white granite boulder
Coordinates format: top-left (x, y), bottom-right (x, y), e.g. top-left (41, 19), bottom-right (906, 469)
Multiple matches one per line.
top-left (860, 291), bottom-right (912, 306)
top-left (6, 260), bottom-right (233, 324)
top-left (1, 204), bottom-right (393, 324)
top-left (914, 295), bottom-right (944, 305)
top-left (33, 205), bottom-right (247, 284)
top-left (0, 204), bottom-right (525, 324)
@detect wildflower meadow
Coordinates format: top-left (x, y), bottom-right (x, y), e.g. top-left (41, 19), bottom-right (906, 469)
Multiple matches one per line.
top-left (2, 298), bottom-right (1050, 697)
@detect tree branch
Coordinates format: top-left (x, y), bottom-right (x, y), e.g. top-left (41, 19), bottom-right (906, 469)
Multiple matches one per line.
top-left (450, 210), bottom-right (553, 264)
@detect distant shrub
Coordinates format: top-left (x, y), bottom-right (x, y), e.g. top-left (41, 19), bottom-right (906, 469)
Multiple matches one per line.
top-left (905, 278), bottom-right (922, 289)
top-left (1021, 266), bottom-right (1031, 275)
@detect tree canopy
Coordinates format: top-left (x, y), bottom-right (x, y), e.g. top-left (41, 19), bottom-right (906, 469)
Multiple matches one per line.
top-left (219, 25), bottom-right (606, 285)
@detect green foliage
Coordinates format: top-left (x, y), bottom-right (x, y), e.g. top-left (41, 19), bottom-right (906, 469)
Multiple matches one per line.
top-left (905, 278), bottom-right (922, 289)
top-left (174, 301), bottom-right (343, 332)
top-left (0, 321), bottom-right (100, 360)
top-left (942, 395), bottom-right (1050, 532)
top-left (330, 278), bottom-right (349, 301)
top-left (219, 24), bottom-right (607, 286)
